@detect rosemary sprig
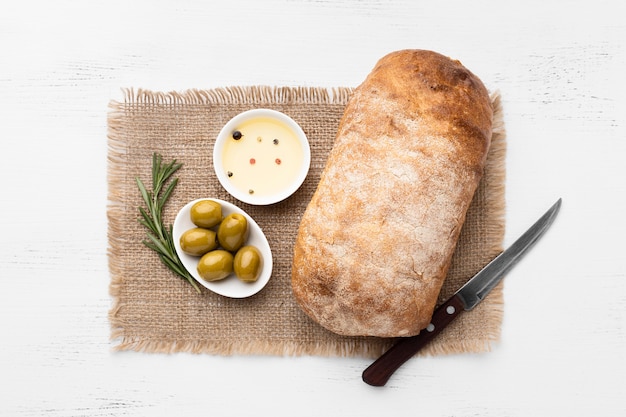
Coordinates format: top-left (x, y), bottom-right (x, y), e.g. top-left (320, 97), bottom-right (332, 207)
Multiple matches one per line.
top-left (135, 153), bottom-right (201, 293)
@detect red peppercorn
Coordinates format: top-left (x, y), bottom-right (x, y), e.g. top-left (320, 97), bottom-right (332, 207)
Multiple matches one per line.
top-left (275, 158), bottom-right (281, 165)
top-left (250, 158), bottom-right (256, 165)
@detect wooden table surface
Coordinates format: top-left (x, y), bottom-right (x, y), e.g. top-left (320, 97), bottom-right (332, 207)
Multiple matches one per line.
top-left (1, 1), bottom-right (624, 416)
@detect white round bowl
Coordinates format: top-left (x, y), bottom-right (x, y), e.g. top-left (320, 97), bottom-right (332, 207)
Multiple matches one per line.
top-left (213, 109), bottom-right (310, 205)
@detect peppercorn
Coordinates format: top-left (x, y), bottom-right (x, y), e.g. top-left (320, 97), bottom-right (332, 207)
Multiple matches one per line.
top-left (232, 131), bottom-right (242, 140)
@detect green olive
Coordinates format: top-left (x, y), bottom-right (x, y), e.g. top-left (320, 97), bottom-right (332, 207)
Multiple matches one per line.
top-left (217, 213), bottom-right (248, 252)
top-left (197, 250), bottom-right (234, 281)
top-left (190, 200), bottom-right (223, 228)
top-left (179, 228), bottom-right (218, 256)
top-left (233, 246), bottom-right (262, 282)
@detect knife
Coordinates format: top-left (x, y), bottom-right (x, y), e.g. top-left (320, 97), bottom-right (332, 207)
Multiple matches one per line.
top-left (362, 198), bottom-right (562, 386)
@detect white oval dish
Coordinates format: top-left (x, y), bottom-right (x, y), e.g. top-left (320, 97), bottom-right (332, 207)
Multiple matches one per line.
top-left (173, 198), bottom-right (273, 298)
top-left (213, 109), bottom-right (310, 205)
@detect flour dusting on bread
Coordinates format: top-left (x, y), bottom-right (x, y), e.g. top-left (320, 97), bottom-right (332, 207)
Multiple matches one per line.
top-left (291, 49), bottom-right (493, 337)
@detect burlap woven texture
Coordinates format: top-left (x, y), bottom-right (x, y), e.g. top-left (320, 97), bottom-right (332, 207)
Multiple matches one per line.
top-left (108, 86), bottom-right (506, 358)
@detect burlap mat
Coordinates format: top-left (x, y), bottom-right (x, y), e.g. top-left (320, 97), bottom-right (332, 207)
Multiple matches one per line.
top-left (107, 86), bottom-right (506, 358)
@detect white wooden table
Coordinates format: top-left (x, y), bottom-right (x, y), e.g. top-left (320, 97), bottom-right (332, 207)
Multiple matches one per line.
top-left (2, 1), bottom-right (624, 415)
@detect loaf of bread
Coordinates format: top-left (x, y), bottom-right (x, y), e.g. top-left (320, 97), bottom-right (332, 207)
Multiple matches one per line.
top-left (291, 49), bottom-right (493, 337)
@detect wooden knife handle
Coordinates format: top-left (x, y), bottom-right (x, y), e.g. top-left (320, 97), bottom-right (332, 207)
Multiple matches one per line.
top-left (362, 294), bottom-right (465, 386)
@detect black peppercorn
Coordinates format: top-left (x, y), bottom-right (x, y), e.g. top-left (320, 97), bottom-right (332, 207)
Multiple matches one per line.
top-left (273, 138), bottom-right (279, 145)
top-left (232, 131), bottom-right (242, 140)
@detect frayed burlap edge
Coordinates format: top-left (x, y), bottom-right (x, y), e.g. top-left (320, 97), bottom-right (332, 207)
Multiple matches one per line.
top-left (107, 86), bottom-right (506, 358)
top-left (118, 85), bottom-right (354, 106)
top-left (107, 99), bottom-right (126, 335)
top-left (107, 338), bottom-right (392, 357)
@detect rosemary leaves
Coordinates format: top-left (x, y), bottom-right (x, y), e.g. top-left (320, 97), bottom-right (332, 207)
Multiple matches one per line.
top-left (135, 153), bottom-right (201, 293)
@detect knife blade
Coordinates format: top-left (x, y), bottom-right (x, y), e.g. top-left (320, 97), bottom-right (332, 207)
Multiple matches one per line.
top-left (362, 198), bottom-right (562, 386)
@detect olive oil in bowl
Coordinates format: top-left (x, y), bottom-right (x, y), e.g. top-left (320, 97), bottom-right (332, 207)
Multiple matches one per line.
top-left (214, 109), bottom-right (310, 205)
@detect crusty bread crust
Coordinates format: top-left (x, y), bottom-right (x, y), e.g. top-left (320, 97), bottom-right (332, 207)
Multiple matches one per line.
top-left (291, 50), bottom-right (493, 337)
